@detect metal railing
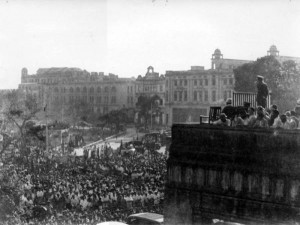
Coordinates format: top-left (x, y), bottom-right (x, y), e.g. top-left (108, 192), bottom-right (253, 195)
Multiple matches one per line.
top-left (232, 91), bottom-right (271, 108)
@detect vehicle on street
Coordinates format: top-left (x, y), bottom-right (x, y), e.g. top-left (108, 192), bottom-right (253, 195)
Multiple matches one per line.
top-left (126, 213), bottom-right (163, 225)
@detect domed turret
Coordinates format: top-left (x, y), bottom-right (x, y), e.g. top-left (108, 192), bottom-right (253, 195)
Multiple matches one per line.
top-left (267, 45), bottom-right (279, 56)
top-left (212, 49), bottom-right (223, 60)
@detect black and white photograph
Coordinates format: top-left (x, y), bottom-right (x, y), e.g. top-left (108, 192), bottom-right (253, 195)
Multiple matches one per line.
top-left (0, 0), bottom-right (300, 224)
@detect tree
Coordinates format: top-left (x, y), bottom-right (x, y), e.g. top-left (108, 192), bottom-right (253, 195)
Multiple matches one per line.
top-left (234, 56), bottom-right (300, 111)
top-left (99, 109), bottom-right (128, 133)
top-left (1, 90), bottom-right (41, 156)
top-left (136, 94), bottom-right (162, 127)
top-left (65, 99), bottom-right (94, 126)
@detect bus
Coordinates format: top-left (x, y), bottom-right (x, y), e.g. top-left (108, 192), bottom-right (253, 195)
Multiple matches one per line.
top-left (126, 213), bottom-right (163, 225)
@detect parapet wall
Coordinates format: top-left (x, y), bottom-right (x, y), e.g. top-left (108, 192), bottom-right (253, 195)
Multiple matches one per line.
top-left (164, 124), bottom-right (300, 225)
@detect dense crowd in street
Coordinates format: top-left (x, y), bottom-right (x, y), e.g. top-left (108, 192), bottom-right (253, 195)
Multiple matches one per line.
top-left (0, 134), bottom-right (167, 225)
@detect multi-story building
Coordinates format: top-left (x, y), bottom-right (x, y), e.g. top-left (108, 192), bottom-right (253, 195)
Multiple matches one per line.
top-left (267, 45), bottom-right (300, 67)
top-left (135, 66), bottom-right (166, 125)
top-left (18, 67), bottom-right (135, 120)
top-left (17, 45), bottom-right (298, 126)
top-left (165, 49), bottom-right (252, 125)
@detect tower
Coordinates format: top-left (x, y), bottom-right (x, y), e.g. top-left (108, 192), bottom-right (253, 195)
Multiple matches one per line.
top-left (211, 49), bottom-right (223, 69)
top-left (267, 45), bottom-right (279, 56)
top-left (21, 67), bottom-right (28, 77)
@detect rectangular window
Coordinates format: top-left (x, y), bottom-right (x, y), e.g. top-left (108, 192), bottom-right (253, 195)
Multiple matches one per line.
top-left (166, 91), bottom-right (169, 102)
top-left (212, 90), bottom-right (216, 102)
top-left (229, 78), bottom-right (233, 85)
top-left (212, 76), bottom-right (216, 86)
top-left (127, 86), bottom-right (129, 93)
top-left (199, 91), bottom-right (203, 102)
top-left (193, 91), bottom-right (197, 101)
top-left (179, 92), bottom-right (182, 101)
top-left (180, 80), bottom-right (183, 86)
top-left (184, 91), bottom-right (187, 101)
top-left (194, 80), bottom-right (197, 86)
top-left (204, 90), bottom-right (208, 102)
top-left (166, 80), bottom-right (168, 87)
top-left (90, 96), bottom-right (94, 103)
top-left (184, 80), bottom-right (187, 86)
top-left (205, 78), bottom-right (208, 86)
top-left (160, 85), bottom-right (163, 92)
top-left (111, 96), bottom-right (116, 103)
top-left (174, 80), bottom-right (177, 86)
top-left (174, 92), bottom-right (177, 101)
top-left (199, 79), bottom-right (203, 86)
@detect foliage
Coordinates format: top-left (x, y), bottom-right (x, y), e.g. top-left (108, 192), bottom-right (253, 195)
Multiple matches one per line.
top-left (136, 95), bottom-right (162, 126)
top-left (99, 108), bottom-right (128, 132)
top-left (234, 56), bottom-right (300, 112)
top-left (1, 90), bottom-right (41, 155)
top-left (65, 99), bottom-right (95, 125)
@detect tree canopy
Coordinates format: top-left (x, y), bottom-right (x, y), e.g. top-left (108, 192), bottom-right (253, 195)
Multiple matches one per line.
top-left (234, 56), bottom-right (300, 112)
top-left (136, 94), bottom-right (162, 126)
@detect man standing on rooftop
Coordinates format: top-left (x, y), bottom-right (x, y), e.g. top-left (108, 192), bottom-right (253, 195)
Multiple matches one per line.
top-left (256, 75), bottom-right (269, 109)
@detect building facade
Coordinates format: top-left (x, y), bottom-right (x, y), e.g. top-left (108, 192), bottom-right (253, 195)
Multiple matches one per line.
top-left (164, 48), bottom-right (251, 125)
top-left (18, 67), bottom-right (135, 121)
top-left (17, 46), bottom-right (298, 126)
top-left (135, 66), bottom-right (166, 125)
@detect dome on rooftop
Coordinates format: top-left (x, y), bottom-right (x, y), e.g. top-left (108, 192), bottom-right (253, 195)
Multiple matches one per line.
top-left (214, 49), bottom-right (221, 54)
top-left (270, 45), bottom-right (278, 51)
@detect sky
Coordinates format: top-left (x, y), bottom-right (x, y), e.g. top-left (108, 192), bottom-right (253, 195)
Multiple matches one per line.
top-left (0, 0), bottom-right (300, 89)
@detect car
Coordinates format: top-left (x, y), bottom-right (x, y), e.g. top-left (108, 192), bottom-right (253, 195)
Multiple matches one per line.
top-left (127, 213), bottom-right (164, 225)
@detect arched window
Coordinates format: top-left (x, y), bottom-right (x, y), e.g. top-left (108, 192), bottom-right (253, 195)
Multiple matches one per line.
top-left (83, 87), bottom-right (87, 93)
top-left (111, 86), bottom-right (116, 92)
top-left (54, 87), bottom-right (59, 93)
top-left (76, 87), bottom-right (80, 93)
top-left (104, 86), bottom-right (109, 93)
top-left (70, 87), bottom-right (74, 93)
top-left (97, 86), bottom-right (101, 93)
top-left (90, 87), bottom-right (94, 93)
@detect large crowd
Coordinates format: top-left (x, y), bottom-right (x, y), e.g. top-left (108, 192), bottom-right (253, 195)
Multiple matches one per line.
top-left (213, 98), bottom-right (300, 129)
top-left (0, 133), bottom-right (167, 225)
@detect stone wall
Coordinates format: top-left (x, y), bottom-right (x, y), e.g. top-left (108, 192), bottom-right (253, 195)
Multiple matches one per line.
top-left (164, 124), bottom-right (300, 224)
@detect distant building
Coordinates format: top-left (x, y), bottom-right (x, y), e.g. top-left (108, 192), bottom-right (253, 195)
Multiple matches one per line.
top-left (135, 66), bottom-right (166, 125)
top-left (164, 48), bottom-right (245, 126)
top-left (267, 44), bottom-right (300, 66)
top-left (19, 67), bottom-right (135, 120)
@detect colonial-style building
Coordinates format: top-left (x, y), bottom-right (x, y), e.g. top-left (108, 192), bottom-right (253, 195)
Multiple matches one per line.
top-left (135, 66), bottom-right (166, 125)
top-left (164, 49), bottom-right (251, 125)
top-left (18, 67), bottom-right (135, 120)
top-left (17, 45), bottom-right (298, 126)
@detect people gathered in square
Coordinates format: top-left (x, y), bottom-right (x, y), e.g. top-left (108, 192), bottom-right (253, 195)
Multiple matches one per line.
top-left (213, 98), bottom-right (300, 129)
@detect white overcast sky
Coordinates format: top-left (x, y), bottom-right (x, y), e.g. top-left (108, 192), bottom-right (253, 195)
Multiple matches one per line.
top-left (0, 0), bottom-right (299, 89)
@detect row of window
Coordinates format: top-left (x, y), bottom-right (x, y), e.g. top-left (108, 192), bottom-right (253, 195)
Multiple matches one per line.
top-left (127, 96), bottom-right (134, 104)
top-left (166, 77), bottom-right (233, 87)
top-left (55, 96), bottom-right (117, 104)
top-left (166, 90), bottom-right (222, 103)
top-left (54, 86), bottom-right (117, 93)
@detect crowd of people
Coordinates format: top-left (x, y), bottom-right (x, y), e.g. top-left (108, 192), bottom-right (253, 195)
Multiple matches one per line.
top-left (213, 98), bottom-right (300, 129)
top-left (0, 133), bottom-right (167, 225)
